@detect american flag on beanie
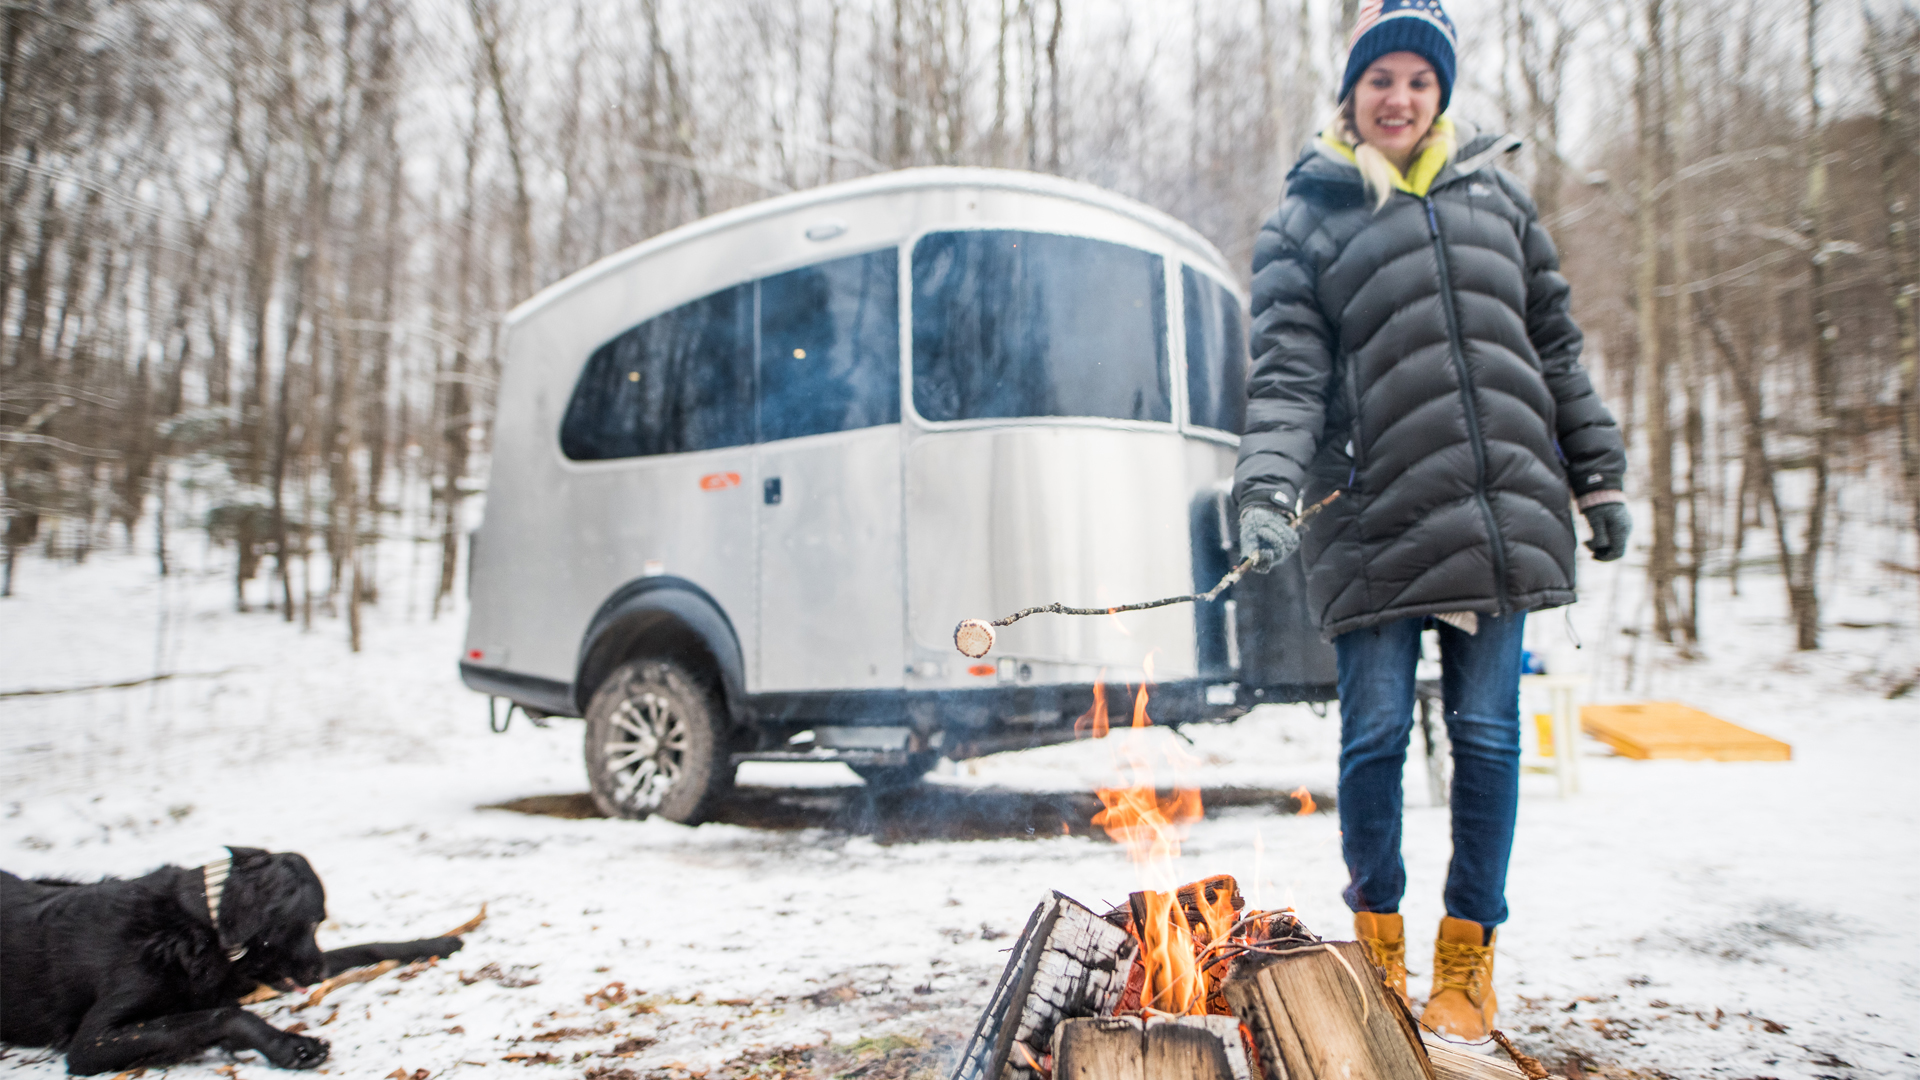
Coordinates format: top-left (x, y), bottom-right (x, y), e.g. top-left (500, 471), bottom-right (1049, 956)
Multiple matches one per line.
top-left (1338, 0), bottom-right (1459, 110)
top-left (1349, 0), bottom-right (1457, 49)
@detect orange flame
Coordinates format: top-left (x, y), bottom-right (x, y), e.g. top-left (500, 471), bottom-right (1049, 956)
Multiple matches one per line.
top-left (1074, 681), bottom-right (1110, 739)
top-left (1135, 889), bottom-right (1205, 1014)
top-left (1090, 664), bottom-right (1222, 1017)
top-left (1090, 681), bottom-right (1203, 869)
top-left (1290, 786), bottom-right (1317, 815)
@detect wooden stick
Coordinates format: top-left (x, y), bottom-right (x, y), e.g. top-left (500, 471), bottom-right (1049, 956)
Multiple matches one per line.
top-left (1488, 1030), bottom-right (1551, 1080)
top-left (257, 905), bottom-right (488, 1008)
top-left (293, 960), bottom-right (400, 1011)
top-left (953, 492), bottom-right (1342, 656)
top-left (444, 902), bottom-right (488, 937)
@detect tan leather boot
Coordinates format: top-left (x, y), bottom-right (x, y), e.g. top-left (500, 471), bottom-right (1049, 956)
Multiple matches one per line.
top-left (1423, 916), bottom-right (1497, 1041)
top-left (1353, 911), bottom-right (1408, 1005)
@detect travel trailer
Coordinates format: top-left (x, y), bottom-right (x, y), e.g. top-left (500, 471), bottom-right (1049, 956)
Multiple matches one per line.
top-left (461, 167), bottom-right (1335, 823)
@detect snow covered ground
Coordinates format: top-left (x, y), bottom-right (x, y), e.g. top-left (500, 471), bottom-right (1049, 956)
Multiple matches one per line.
top-left (2, 523), bottom-right (1917, 1080)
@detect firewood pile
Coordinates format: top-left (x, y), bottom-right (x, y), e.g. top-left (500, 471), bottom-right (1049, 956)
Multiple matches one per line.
top-left (947, 874), bottom-right (1540, 1080)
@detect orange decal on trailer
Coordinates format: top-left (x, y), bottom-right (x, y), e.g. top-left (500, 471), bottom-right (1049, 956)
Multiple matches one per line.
top-left (968, 664), bottom-right (996, 677)
top-left (699, 472), bottom-right (742, 491)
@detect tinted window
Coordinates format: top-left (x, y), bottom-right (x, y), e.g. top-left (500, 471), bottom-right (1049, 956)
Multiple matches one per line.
top-left (758, 249), bottom-right (900, 441)
top-left (1183, 267), bottom-right (1247, 433)
top-left (559, 284), bottom-right (754, 460)
top-left (911, 230), bottom-right (1170, 423)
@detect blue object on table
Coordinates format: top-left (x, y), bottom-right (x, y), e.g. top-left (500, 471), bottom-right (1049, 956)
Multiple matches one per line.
top-left (1520, 649), bottom-right (1547, 675)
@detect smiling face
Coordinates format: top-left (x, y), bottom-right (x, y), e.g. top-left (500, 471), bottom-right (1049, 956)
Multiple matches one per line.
top-left (1351, 51), bottom-right (1442, 172)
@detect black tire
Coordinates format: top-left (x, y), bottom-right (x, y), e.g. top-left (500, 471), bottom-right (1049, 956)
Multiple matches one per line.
top-left (584, 658), bottom-right (733, 824)
top-left (851, 752), bottom-right (940, 791)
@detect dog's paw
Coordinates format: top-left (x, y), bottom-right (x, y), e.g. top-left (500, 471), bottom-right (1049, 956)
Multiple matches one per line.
top-left (269, 1031), bottom-right (331, 1069)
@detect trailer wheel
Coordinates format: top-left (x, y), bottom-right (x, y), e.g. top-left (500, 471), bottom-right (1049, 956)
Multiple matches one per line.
top-left (585, 658), bottom-right (733, 824)
top-left (851, 752), bottom-right (940, 790)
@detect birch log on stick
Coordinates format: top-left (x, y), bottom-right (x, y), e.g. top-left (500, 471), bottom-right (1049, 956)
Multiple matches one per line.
top-left (1223, 940), bottom-right (1435, 1080)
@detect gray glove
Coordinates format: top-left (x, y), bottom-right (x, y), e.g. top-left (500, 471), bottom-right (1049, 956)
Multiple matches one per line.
top-left (1238, 503), bottom-right (1301, 573)
top-left (1583, 501), bottom-right (1632, 562)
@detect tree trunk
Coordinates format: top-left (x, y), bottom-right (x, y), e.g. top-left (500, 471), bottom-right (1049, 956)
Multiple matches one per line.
top-left (1634, 0), bottom-right (1680, 643)
top-left (1797, 0), bottom-right (1832, 651)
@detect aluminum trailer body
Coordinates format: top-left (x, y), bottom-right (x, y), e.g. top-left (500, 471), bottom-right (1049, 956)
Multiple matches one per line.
top-left (460, 167), bottom-right (1333, 820)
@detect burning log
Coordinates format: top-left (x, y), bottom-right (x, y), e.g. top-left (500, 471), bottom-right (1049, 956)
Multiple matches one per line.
top-left (1221, 940), bottom-right (1433, 1080)
top-left (1051, 1015), bottom-right (1252, 1080)
top-left (949, 892), bottom-right (1136, 1080)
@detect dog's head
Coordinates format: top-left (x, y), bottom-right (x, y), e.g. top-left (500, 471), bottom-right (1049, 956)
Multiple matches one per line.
top-left (217, 847), bottom-right (328, 990)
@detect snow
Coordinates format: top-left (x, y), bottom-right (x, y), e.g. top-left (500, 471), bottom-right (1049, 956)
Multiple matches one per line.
top-left (2, 525), bottom-right (1917, 1080)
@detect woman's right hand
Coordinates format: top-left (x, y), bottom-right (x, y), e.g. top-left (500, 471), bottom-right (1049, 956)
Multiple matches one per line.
top-left (1239, 503), bottom-right (1302, 572)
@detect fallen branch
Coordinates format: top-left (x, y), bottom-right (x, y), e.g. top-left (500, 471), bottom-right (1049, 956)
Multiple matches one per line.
top-left (1489, 1030), bottom-right (1550, 1080)
top-left (0, 668), bottom-right (246, 699)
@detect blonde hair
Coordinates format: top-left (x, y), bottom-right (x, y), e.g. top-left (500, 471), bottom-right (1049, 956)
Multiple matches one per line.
top-left (1335, 96), bottom-right (1457, 211)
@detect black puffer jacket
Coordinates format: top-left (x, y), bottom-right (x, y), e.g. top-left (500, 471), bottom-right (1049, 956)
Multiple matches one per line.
top-left (1233, 127), bottom-right (1626, 639)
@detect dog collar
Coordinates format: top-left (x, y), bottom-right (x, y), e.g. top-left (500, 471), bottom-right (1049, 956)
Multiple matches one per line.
top-left (200, 852), bottom-right (248, 962)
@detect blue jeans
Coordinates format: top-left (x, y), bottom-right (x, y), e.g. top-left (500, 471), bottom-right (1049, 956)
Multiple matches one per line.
top-left (1333, 613), bottom-right (1525, 929)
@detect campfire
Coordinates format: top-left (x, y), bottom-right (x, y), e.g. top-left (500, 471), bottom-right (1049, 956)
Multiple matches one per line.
top-left (947, 676), bottom-right (1544, 1080)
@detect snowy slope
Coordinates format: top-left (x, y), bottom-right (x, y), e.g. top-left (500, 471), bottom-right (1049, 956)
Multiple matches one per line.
top-left (1, 529), bottom-right (1916, 1080)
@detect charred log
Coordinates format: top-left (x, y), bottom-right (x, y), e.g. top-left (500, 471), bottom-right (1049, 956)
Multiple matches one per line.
top-left (948, 892), bottom-right (1135, 1080)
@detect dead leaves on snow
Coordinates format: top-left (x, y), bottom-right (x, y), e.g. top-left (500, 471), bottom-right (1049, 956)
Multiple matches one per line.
top-left (460, 961), bottom-right (542, 988)
top-left (606, 1032), bottom-right (959, 1080)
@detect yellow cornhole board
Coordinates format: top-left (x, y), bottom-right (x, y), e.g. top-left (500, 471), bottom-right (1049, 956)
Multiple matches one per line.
top-left (1579, 702), bottom-right (1792, 761)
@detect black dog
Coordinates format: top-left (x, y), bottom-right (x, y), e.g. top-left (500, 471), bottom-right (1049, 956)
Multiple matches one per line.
top-left (1, 847), bottom-right (464, 1075)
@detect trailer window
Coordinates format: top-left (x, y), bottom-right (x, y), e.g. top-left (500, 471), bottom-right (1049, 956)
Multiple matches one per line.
top-left (910, 231), bottom-right (1170, 423)
top-left (560, 284), bottom-right (755, 461)
top-left (758, 249), bottom-right (900, 441)
top-left (1183, 267), bottom-right (1247, 434)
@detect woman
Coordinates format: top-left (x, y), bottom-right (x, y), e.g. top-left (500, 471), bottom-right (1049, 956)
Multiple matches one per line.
top-left (1233, 0), bottom-right (1631, 1042)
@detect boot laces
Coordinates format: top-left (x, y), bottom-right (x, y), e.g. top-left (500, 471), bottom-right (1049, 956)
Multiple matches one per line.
top-left (1360, 933), bottom-right (1406, 974)
top-left (1433, 938), bottom-right (1491, 1006)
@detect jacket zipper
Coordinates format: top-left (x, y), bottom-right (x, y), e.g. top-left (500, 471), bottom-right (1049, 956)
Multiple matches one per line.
top-left (1423, 195), bottom-right (1510, 615)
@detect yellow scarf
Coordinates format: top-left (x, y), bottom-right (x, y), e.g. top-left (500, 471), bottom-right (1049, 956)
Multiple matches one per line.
top-left (1319, 115), bottom-right (1456, 198)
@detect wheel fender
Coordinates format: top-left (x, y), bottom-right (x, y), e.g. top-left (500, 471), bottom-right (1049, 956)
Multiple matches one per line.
top-left (575, 577), bottom-right (746, 724)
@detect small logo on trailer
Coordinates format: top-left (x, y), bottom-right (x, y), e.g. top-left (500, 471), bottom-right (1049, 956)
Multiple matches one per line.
top-left (699, 471), bottom-right (742, 491)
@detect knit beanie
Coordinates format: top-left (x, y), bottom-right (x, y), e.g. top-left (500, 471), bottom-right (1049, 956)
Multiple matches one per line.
top-left (1338, 0), bottom-right (1459, 113)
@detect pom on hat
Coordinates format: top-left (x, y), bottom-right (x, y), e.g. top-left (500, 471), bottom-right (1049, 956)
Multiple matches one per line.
top-left (1338, 0), bottom-right (1459, 113)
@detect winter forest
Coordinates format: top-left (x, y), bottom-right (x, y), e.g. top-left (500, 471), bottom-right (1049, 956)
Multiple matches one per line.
top-left (7, 1), bottom-right (1920, 1074)
top-left (2, 0), bottom-right (1917, 666)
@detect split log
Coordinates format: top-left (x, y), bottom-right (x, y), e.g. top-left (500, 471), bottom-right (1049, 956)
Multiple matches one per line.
top-left (1051, 1015), bottom-right (1252, 1080)
top-left (1147, 1017), bottom-right (1252, 1080)
top-left (1424, 1041), bottom-right (1528, 1080)
top-left (1223, 940), bottom-right (1434, 1080)
top-left (947, 892), bottom-right (1136, 1080)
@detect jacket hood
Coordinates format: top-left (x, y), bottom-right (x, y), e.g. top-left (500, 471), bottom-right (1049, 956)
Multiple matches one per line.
top-left (1286, 119), bottom-right (1522, 206)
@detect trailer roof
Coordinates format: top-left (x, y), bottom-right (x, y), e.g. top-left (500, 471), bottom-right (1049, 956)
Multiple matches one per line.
top-left (506, 167), bottom-right (1232, 326)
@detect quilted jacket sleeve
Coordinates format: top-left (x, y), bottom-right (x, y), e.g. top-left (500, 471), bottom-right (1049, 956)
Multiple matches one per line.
top-left (1502, 171), bottom-right (1627, 496)
top-left (1233, 199), bottom-right (1336, 514)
